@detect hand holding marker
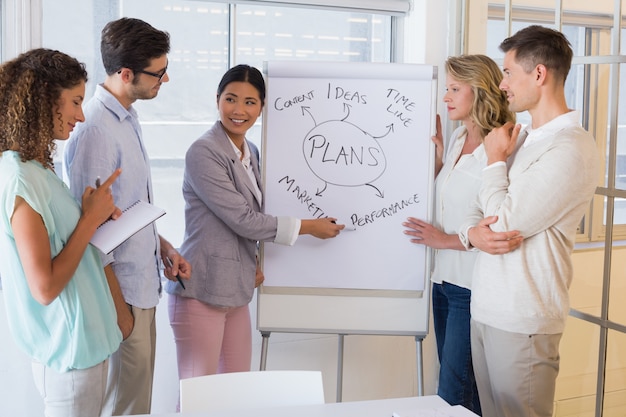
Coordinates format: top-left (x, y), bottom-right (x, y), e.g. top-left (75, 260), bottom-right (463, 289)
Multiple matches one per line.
top-left (331, 219), bottom-right (356, 231)
top-left (166, 256), bottom-right (186, 289)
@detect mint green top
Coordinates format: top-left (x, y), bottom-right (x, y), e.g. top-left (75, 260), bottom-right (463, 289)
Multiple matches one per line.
top-left (0, 151), bottom-right (121, 372)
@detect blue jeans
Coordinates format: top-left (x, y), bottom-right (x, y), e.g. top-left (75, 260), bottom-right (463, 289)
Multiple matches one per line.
top-left (432, 282), bottom-right (481, 415)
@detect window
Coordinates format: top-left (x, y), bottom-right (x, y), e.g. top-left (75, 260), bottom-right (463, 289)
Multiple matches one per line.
top-left (473, 0), bottom-right (626, 241)
top-left (482, 21), bottom-right (603, 241)
top-left (40, 0), bottom-right (394, 247)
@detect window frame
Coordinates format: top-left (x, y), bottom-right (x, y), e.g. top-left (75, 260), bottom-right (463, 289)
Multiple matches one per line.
top-left (468, 0), bottom-right (626, 244)
top-left (202, 0), bottom-right (411, 15)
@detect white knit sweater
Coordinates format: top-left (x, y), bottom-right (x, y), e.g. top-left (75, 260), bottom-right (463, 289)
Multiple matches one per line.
top-left (461, 111), bottom-right (599, 334)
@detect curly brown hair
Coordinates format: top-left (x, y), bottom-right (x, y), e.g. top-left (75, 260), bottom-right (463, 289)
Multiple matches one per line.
top-left (445, 54), bottom-right (515, 139)
top-left (0, 48), bottom-right (87, 168)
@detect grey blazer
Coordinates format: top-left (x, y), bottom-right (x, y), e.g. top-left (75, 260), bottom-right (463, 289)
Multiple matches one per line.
top-left (165, 122), bottom-right (286, 307)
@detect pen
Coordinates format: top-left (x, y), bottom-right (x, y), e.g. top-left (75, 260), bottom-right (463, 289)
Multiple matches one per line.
top-left (95, 176), bottom-right (101, 188)
top-left (166, 257), bottom-right (186, 290)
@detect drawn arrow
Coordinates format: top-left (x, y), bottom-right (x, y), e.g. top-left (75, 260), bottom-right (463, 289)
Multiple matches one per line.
top-left (316, 182), bottom-right (328, 196)
top-left (373, 123), bottom-right (395, 139)
top-left (365, 183), bottom-right (384, 198)
top-left (301, 106), bottom-right (316, 126)
top-left (341, 103), bottom-right (352, 121)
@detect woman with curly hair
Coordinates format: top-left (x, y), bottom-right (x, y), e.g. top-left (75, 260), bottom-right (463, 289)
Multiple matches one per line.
top-left (0, 48), bottom-right (124, 417)
top-left (403, 54), bottom-right (515, 415)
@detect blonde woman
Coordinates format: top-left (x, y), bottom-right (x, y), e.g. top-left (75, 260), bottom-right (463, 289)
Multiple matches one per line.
top-left (403, 54), bottom-right (515, 415)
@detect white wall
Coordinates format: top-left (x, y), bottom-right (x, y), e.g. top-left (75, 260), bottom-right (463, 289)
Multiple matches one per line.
top-left (0, 1), bottom-right (452, 415)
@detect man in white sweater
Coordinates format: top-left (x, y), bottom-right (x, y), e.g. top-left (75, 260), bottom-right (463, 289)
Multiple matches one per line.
top-left (459, 25), bottom-right (599, 417)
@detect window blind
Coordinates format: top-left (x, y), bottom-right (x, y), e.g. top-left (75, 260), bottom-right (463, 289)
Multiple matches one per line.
top-left (205, 0), bottom-right (412, 15)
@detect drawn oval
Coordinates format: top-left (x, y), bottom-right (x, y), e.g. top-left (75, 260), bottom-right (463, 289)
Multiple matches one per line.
top-left (302, 120), bottom-right (386, 187)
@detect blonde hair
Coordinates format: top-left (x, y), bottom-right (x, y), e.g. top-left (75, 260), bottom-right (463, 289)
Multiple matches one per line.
top-left (445, 54), bottom-right (515, 138)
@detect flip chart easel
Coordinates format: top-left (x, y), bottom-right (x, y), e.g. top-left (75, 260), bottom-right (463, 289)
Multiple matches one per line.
top-left (258, 60), bottom-right (438, 400)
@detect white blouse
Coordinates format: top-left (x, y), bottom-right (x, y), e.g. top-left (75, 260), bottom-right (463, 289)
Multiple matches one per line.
top-left (431, 126), bottom-right (487, 290)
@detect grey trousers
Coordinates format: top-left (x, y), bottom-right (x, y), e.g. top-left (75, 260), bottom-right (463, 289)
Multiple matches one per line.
top-left (32, 359), bottom-right (108, 417)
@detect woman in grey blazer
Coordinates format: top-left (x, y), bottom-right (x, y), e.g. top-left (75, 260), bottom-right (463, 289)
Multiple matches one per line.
top-left (166, 65), bottom-right (344, 393)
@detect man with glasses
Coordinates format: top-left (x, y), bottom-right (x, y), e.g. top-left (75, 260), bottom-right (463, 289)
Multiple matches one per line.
top-left (64, 17), bottom-right (191, 416)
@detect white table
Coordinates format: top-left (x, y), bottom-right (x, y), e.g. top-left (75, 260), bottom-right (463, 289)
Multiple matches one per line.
top-left (136, 395), bottom-right (478, 417)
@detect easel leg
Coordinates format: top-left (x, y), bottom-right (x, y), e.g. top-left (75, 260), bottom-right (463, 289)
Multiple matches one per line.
top-left (336, 334), bottom-right (345, 402)
top-left (260, 331), bottom-right (270, 371)
top-left (415, 336), bottom-right (424, 396)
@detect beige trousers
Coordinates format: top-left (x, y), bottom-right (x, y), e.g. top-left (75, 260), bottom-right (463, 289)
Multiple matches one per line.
top-left (471, 319), bottom-right (561, 417)
top-left (103, 305), bottom-right (156, 416)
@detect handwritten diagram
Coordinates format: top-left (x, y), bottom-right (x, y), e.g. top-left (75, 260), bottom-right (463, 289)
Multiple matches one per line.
top-left (262, 61), bottom-right (435, 292)
top-left (274, 83), bottom-right (418, 199)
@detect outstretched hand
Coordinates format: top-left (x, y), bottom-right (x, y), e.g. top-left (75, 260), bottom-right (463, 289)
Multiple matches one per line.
top-left (402, 217), bottom-right (457, 249)
top-left (468, 216), bottom-right (523, 254)
top-left (301, 218), bottom-right (345, 239)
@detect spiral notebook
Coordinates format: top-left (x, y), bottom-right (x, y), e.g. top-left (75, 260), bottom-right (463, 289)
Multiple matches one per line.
top-left (90, 200), bottom-right (166, 254)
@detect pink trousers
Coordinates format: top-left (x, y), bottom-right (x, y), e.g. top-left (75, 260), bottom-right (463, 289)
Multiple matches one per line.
top-left (168, 294), bottom-right (252, 381)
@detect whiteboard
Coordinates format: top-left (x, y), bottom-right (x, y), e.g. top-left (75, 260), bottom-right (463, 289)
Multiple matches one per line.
top-left (259, 61), bottom-right (437, 335)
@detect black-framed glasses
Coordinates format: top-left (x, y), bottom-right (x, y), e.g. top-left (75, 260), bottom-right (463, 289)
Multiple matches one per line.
top-left (135, 64), bottom-right (168, 82)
